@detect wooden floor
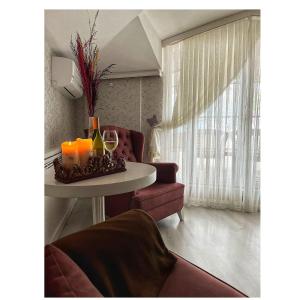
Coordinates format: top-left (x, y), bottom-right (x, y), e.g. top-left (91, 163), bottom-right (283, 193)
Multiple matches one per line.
top-left (60, 199), bottom-right (260, 297)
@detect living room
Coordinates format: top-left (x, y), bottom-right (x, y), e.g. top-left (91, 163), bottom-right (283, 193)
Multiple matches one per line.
top-left (44, 9), bottom-right (260, 297)
top-left (1, 1), bottom-right (299, 299)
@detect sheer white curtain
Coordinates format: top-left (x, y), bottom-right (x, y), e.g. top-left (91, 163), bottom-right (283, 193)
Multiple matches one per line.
top-left (150, 16), bottom-right (260, 212)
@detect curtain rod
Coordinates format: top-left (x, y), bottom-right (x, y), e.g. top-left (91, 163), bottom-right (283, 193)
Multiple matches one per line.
top-left (162, 10), bottom-right (260, 47)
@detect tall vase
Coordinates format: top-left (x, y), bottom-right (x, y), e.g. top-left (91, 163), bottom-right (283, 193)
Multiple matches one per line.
top-left (88, 116), bottom-right (100, 139)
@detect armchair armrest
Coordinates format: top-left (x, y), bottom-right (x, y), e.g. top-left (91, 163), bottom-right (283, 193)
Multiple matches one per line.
top-left (148, 163), bottom-right (178, 183)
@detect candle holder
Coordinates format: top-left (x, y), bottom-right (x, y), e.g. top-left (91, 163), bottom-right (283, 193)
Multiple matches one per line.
top-left (53, 154), bottom-right (126, 184)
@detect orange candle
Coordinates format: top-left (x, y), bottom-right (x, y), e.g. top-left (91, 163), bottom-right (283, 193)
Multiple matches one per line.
top-left (76, 138), bottom-right (93, 167)
top-left (61, 141), bottom-right (79, 170)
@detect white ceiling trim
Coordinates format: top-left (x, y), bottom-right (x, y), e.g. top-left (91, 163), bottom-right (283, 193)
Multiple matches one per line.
top-left (104, 69), bottom-right (162, 79)
top-left (162, 10), bottom-right (260, 47)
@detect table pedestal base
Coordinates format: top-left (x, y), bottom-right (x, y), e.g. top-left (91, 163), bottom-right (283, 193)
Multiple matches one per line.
top-left (92, 196), bottom-right (105, 224)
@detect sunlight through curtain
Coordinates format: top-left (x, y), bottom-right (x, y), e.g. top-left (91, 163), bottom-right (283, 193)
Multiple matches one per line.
top-left (150, 16), bottom-right (260, 212)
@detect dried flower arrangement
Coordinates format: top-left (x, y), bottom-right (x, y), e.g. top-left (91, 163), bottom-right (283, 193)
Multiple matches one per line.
top-left (71, 10), bottom-right (115, 117)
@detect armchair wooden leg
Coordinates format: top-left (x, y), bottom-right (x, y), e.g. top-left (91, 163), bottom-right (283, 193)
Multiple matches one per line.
top-left (177, 210), bottom-right (184, 222)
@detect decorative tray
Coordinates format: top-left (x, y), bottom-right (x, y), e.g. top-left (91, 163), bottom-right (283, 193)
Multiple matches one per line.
top-left (53, 154), bottom-right (126, 184)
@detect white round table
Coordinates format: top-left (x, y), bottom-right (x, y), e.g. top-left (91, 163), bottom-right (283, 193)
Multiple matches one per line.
top-left (45, 161), bottom-right (156, 224)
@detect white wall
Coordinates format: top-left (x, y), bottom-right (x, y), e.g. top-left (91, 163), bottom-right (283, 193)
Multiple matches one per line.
top-left (44, 196), bottom-right (77, 244)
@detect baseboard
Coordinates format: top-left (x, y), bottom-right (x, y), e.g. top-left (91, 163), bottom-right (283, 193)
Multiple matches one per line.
top-left (49, 198), bottom-right (77, 243)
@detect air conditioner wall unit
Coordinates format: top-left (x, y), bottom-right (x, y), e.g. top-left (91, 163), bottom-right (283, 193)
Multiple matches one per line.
top-left (51, 56), bottom-right (83, 99)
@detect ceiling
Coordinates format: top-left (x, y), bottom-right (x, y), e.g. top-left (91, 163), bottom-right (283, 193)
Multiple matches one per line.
top-left (45, 9), bottom-right (242, 77)
top-left (144, 10), bottom-right (241, 40)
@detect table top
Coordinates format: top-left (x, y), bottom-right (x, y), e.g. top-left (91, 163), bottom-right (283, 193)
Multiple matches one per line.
top-left (45, 161), bottom-right (157, 198)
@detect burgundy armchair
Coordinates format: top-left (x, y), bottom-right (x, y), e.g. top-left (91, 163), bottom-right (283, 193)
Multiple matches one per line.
top-left (100, 125), bottom-right (185, 221)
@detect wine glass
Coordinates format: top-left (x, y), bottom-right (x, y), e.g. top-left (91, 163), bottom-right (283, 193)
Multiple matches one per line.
top-left (103, 130), bottom-right (119, 160)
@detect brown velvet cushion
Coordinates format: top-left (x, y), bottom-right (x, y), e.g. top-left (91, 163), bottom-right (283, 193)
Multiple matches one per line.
top-left (45, 244), bottom-right (102, 297)
top-left (53, 209), bottom-right (176, 297)
top-left (159, 254), bottom-right (247, 297)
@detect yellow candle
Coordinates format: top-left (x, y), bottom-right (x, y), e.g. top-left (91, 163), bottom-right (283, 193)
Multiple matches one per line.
top-left (76, 138), bottom-right (93, 167)
top-left (61, 141), bottom-right (79, 170)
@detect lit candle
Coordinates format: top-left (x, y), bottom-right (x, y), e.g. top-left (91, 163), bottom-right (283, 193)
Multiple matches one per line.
top-left (61, 141), bottom-right (79, 170)
top-left (76, 138), bottom-right (93, 168)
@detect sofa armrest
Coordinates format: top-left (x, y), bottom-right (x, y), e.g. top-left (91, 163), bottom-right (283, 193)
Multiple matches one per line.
top-left (147, 163), bottom-right (178, 183)
top-left (159, 253), bottom-right (247, 297)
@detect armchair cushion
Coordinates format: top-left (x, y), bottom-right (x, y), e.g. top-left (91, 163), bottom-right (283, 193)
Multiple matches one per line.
top-left (101, 125), bottom-right (144, 162)
top-left (132, 183), bottom-right (184, 211)
top-left (148, 163), bottom-right (178, 183)
top-left (114, 128), bottom-right (136, 161)
top-left (130, 130), bottom-right (144, 162)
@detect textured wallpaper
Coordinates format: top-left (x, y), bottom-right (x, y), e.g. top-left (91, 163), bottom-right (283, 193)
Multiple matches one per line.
top-left (45, 41), bottom-right (79, 244)
top-left (98, 78), bottom-right (142, 130)
top-left (44, 42), bottom-right (77, 152)
top-left (74, 76), bottom-right (163, 162)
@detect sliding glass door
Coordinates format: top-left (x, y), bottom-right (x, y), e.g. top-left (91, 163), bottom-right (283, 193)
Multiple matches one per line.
top-left (151, 16), bottom-right (260, 212)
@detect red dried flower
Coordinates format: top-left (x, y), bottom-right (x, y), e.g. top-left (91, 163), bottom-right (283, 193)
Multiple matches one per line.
top-left (71, 10), bottom-right (115, 116)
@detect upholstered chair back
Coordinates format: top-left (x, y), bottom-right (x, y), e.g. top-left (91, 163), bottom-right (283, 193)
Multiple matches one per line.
top-left (100, 125), bottom-right (144, 162)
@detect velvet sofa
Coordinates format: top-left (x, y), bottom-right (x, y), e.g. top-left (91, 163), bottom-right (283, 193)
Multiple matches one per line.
top-left (45, 245), bottom-right (246, 297)
top-left (45, 210), bottom-right (246, 298)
